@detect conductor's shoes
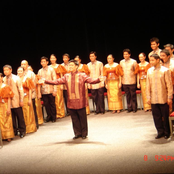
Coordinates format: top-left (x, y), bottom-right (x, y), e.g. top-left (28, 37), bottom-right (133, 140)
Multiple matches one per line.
top-left (127, 109), bottom-right (132, 113)
top-left (73, 135), bottom-right (81, 139)
top-left (155, 133), bottom-right (164, 139)
top-left (82, 136), bottom-right (87, 139)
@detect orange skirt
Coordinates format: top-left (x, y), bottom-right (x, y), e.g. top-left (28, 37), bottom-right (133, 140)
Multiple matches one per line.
top-left (0, 102), bottom-right (14, 139)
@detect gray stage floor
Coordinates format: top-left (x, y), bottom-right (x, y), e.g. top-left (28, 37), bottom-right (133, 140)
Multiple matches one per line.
top-left (1, 110), bottom-right (174, 174)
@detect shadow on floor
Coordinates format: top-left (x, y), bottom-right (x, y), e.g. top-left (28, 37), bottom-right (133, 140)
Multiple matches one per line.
top-left (41, 139), bottom-right (108, 146)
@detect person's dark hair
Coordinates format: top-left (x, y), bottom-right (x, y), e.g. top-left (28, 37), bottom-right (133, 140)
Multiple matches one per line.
top-left (150, 37), bottom-right (160, 44)
top-left (17, 66), bottom-right (24, 71)
top-left (123, 49), bottom-right (131, 55)
top-left (41, 56), bottom-right (49, 61)
top-left (69, 59), bottom-right (79, 66)
top-left (139, 52), bottom-right (146, 57)
top-left (164, 43), bottom-right (174, 49)
top-left (150, 53), bottom-right (160, 59)
top-left (50, 54), bottom-right (57, 58)
top-left (160, 49), bottom-right (170, 56)
top-left (63, 53), bottom-right (70, 59)
top-left (107, 54), bottom-right (114, 58)
top-left (74, 55), bottom-right (81, 60)
top-left (0, 73), bottom-right (3, 78)
top-left (3, 65), bottom-right (12, 70)
top-left (89, 51), bottom-right (97, 56)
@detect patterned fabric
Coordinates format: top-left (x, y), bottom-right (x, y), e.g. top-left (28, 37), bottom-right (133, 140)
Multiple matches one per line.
top-left (78, 64), bottom-right (90, 114)
top-left (87, 60), bottom-right (104, 89)
top-left (104, 63), bottom-right (123, 110)
top-left (0, 84), bottom-right (14, 139)
top-left (24, 70), bottom-right (37, 99)
top-left (49, 64), bottom-right (66, 118)
top-left (148, 48), bottom-right (162, 58)
top-left (120, 58), bottom-right (137, 85)
top-left (38, 66), bottom-right (57, 94)
top-left (146, 66), bottom-right (173, 104)
top-left (45, 72), bottom-right (100, 109)
top-left (3, 74), bottom-right (24, 108)
top-left (134, 62), bottom-right (151, 111)
top-left (61, 63), bottom-right (69, 90)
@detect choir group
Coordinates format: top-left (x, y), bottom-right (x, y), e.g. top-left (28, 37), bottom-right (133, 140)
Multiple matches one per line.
top-left (0, 37), bottom-right (174, 142)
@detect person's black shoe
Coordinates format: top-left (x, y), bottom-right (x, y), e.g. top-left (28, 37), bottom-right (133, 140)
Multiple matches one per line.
top-left (52, 119), bottom-right (56, 123)
top-left (101, 112), bottom-right (105, 115)
top-left (20, 132), bottom-right (26, 138)
top-left (155, 133), bottom-right (164, 139)
top-left (45, 116), bottom-right (51, 123)
top-left (73, 135), bottom-right (82, 139)
top-left (133, 110), bottom-right (137, 113)
top-left (164, 134), bottom-right (170, 139)
top-left (82, 136), bottom-right (87, 139)
top-left (94, 112), bottom-right (99, 115)
top-left (127, 109), bottom-right (133, 113)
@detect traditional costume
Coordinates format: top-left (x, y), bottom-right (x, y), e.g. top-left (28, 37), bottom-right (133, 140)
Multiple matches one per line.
top-left (45, 71), bottom-right (100, 138)
top-left (162, 59), bottom-right (174, 112)
top-left (77, 64), bottom-right (90, 115)
top-left (3, 74), bottom-right (26, 136)
top-left (0, 84), bottom-right (14, 140)
top-left (24, 69), bottom-right (39, 128)
top-left (134, 62), bottom-right (151, 111)
top-left (49, 64), bottom-right (67, 118)
top-left (104, 63), bottom-right (123, 111)
top-left (22, 77), bottom-right (37, 133)
top-left (87, 60), bottom-right (105, 114)
top-left (146, 65), bottom-right (173, 137)
top-left (120, 58), bottom-right (137, 112)
top-left (38, 66), bottom-right (57, 122)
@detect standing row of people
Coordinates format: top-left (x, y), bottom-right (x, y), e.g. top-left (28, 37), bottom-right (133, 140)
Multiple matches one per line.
top-left (0, 61), bottom-right (45, 142)
top-left (0, 37), bottom-right (174, 141)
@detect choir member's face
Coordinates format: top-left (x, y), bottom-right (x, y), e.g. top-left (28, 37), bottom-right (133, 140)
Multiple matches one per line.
top-left (21, 60), bottom-right (28, 70)
top-left (107, 55), bottom-right (114, 64)
top-left (3, 67), bottom-right (12, 76)
top-left (63, 56), bottom-right (69, 64)
top-left (160, 52), bottom-right (170, 63)
top-left (149, 57), bottom-right (159, 67)
top-left (123, 52), bottom-right (130, 60)
top-left (89, 54), bottom-right (97, 62)
top-left (41, 59), bottom-right (48, 68)
top-left (69, 62), bottom-right (77, 72)
top-left (150, 41), bottom-right (159, 51)
top-left (139, 54), bottom-right (146, 62)
top-left (50, 55), bottom-right (57, 64)
top-left (74, 57), bottom-right (81, 64)
top-left (17, 67), bottom-right (24, 77)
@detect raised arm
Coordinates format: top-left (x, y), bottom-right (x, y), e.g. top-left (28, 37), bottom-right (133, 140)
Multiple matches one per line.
top-left (45, 76), bottom-right (66, 85)
top-left (82, 73), bottom-right (101, 84)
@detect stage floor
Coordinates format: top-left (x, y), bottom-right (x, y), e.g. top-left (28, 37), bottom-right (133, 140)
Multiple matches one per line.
top-left (1, 110), bottom-right (174, 174)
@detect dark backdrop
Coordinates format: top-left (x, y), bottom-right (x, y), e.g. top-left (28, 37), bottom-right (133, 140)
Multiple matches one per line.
top-left (1, 1), bottom-right (174, 74)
